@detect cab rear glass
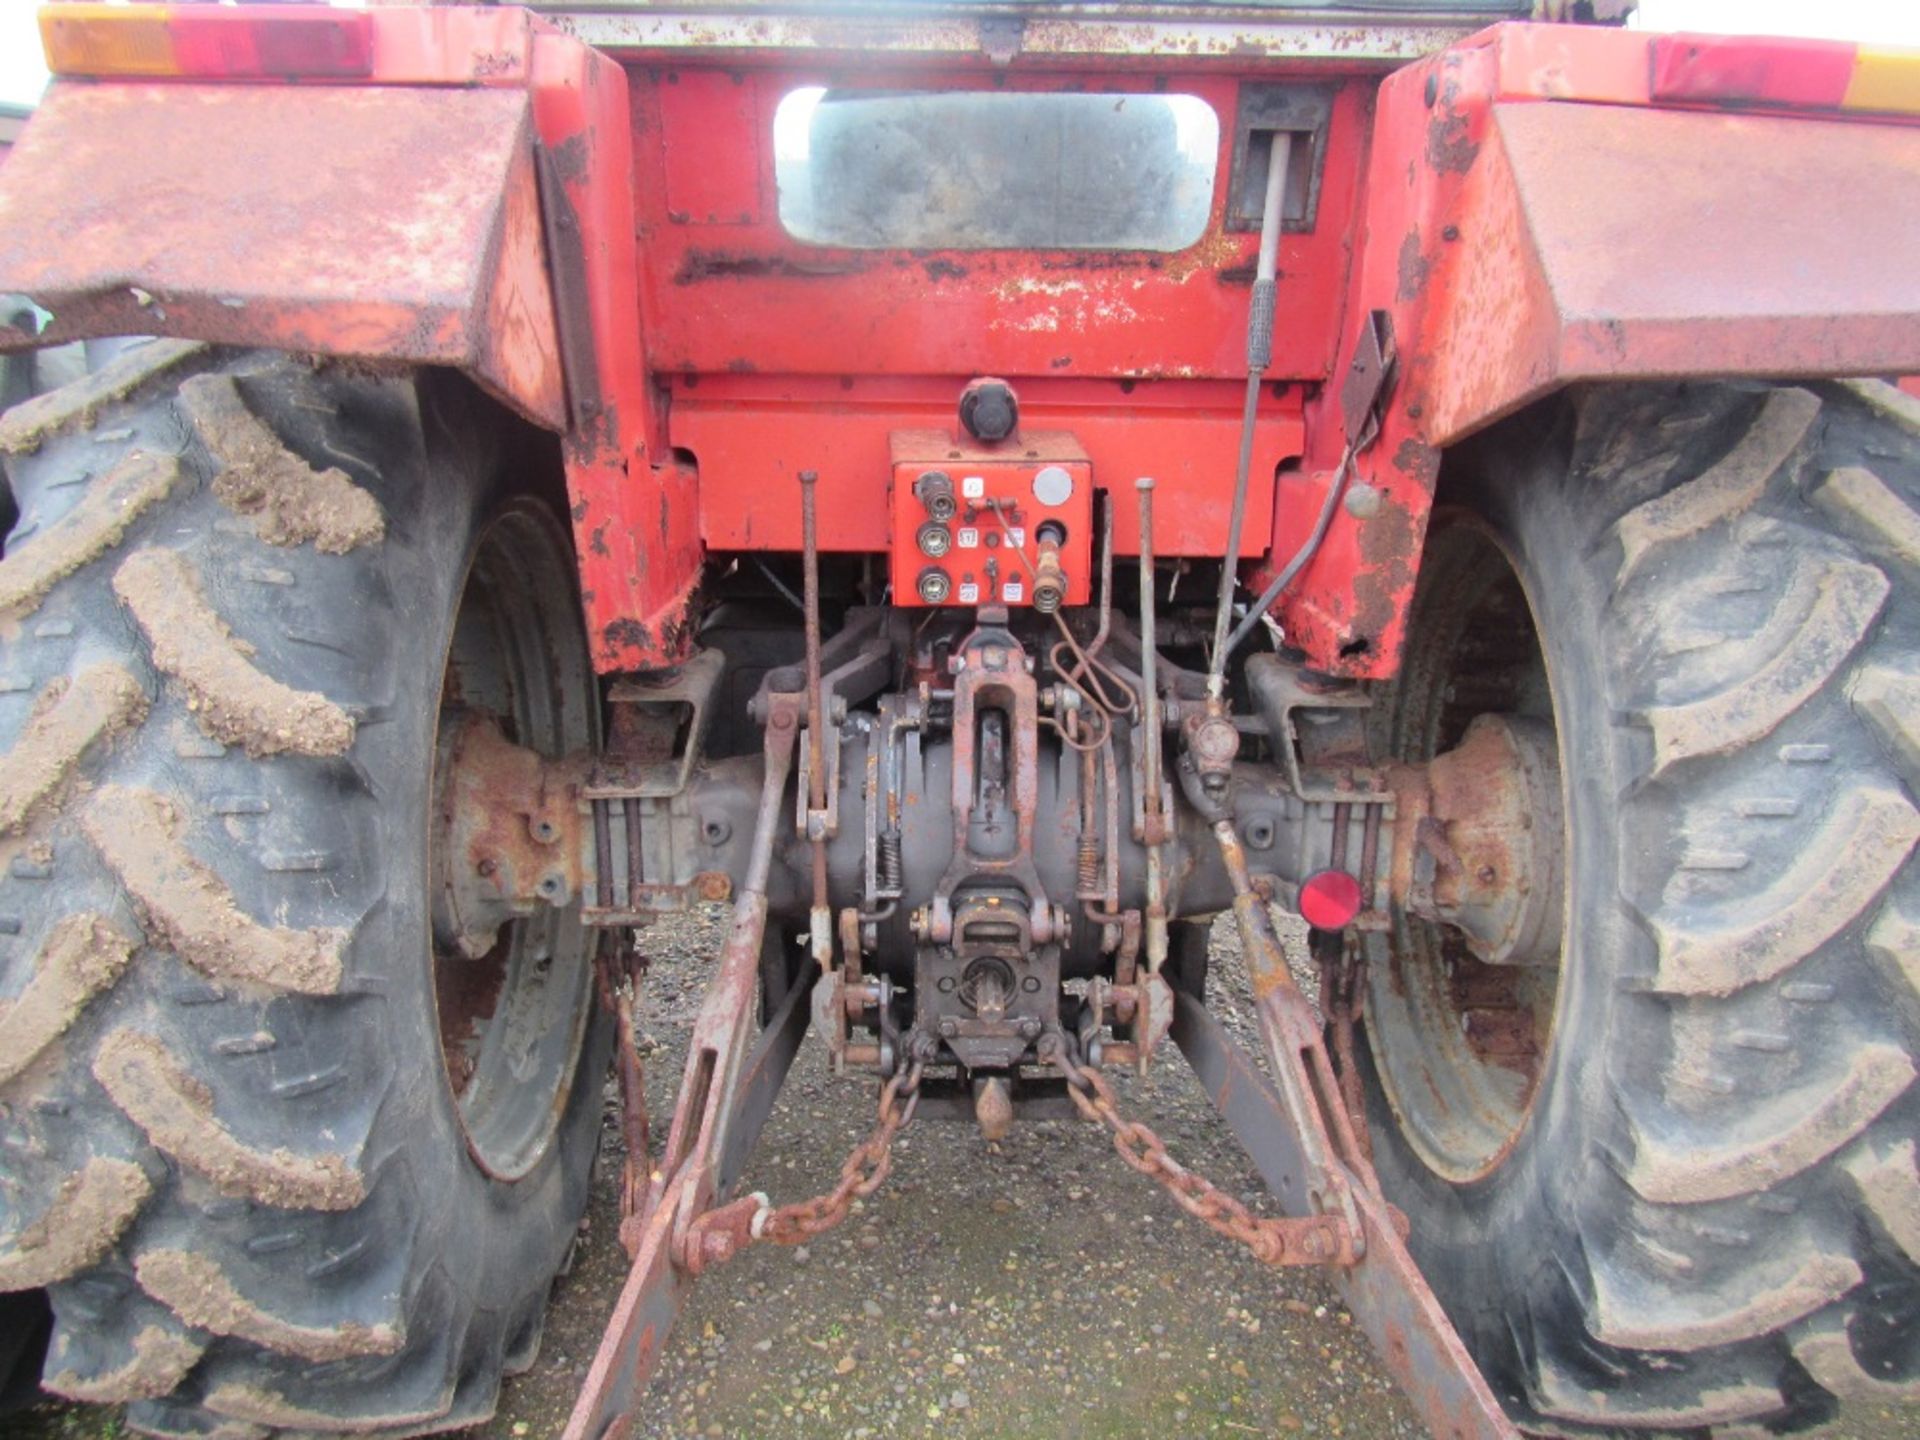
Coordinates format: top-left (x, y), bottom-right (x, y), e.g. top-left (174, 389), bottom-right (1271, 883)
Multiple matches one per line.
top-left (774, 88), bottom-right (1220, 252)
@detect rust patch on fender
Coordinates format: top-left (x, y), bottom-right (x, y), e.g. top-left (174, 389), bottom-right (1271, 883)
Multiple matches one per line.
top-left (1426, 109), bottom-right (1478, 175)
top-left (1391, 437), bottom-right (1441, 489)
top-left (547, 132), bottom-right (590, 185)
top-left (603, 617), bottom-right (654, 655)
top-left (1349, 488), bottom-right (1421, 654)
top-left (1396, 229), bottom-right (1430, 304)
top-left (1425, 63), bottom-right (1479, 176)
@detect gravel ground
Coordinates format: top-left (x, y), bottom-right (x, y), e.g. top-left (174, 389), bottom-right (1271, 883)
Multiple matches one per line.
top-left (482, 908), bottom-right (1420, 1440)
top-left (14, 909), bottom-right (1919, 1440)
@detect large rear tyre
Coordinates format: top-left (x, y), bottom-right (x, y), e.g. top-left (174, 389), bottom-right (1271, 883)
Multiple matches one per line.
top-left (1365, 379), bottom-right (1920, 1435)
top-left (0, 345), bottom-right (609, 1435)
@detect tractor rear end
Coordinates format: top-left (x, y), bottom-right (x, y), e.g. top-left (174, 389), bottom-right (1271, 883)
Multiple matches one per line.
top-left (0, 5), bottom-right (1916, 1438)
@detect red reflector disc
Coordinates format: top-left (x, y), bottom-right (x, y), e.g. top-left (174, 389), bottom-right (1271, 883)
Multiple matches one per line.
top-left (1299, 869), bottom-right (1364, 931)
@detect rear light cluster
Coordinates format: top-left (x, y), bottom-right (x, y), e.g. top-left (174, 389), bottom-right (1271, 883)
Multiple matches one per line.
top-left (41, 4), bottom-right (373, 81)
top-left (1650, 34), bottom-right (1920, 118)
top-left (36, 7), bottom-right (1918, 122)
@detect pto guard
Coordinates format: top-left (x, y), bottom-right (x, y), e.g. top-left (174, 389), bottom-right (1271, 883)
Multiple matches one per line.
top-left (1275, 24), bottom-right (1920, 680)
top-left (0, 81), bottom-right (563, 430)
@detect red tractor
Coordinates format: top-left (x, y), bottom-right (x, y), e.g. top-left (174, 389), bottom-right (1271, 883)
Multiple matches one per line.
top-left (0, 4), bottom-right (1914, 1436)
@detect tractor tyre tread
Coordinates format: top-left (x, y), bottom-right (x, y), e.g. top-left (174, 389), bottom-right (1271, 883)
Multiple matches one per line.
top-left (0, 349), bottom-right (604, 1435)
top-left (1375, 378), bottom-right (1920, 1436)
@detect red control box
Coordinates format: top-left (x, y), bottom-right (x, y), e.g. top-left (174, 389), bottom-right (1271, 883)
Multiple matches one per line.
top-left (889, 430), bottom-right (1093, 610)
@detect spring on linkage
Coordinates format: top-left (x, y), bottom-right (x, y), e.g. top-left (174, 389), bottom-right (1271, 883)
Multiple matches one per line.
top-left (1077, 829), bottom-right (1100, 897)
top-left (880, 828), bottom-right (904, 895)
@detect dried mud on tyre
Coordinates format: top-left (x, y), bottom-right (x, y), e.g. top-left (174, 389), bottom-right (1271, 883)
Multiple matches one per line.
top-left (0, 346), bottom-right (607, 1437)
top-left (1363, 378), bottom-right (1920, 1437)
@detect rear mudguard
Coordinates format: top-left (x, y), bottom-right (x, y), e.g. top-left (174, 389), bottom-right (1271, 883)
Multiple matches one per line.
top-left (0, 80), bottom-right (564, 428)
top-left (0, 8), bottom-right (700, 674)
top-left (1272, 23), bottom-right (1920, 677)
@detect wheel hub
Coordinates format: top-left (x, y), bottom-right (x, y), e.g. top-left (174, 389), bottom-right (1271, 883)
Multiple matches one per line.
top-left (1362, 516), bottom-right (1569, 1184)
top-left (431, 711), bottom-right (591, 961)
top-left (1386, 712), bottom-right (1565, 968)
top-left (426, 500), bottom-right (599, 1183)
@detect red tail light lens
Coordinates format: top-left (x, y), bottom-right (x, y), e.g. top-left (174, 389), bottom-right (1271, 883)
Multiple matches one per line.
top-left (1650, 34), bottom-right (1920, 118)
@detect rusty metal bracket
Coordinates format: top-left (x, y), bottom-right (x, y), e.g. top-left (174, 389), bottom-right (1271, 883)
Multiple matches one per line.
top-left (1340, 308), bottom-right (1397, 453)
top-left (594, 648), bottom-right (726, 800)
top-left (920, 612), bottom-right (1058, 947)
top-left (433, 713), bottom-right (593, 960)
top-left (793, 724), bottom-right (844, 844)
top-left (1244, 653), bottom-right (1392, 810)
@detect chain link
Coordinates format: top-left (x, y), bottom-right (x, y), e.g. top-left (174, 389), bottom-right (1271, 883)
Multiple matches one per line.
top-left (686, 1046), bottom-right (1355, 1274)
top-left (758, 1061), bottom-right (924, 1244)
top-left (1056, 1048), bottom-right (1353, 1268)
top-left (682, 1062), bottom-right (926, 1273)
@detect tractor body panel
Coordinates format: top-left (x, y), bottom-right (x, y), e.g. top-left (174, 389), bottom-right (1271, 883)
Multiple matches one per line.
top-left (1, 7), bottom-right (1917, 672)
top-left (1426, 100), bottom-right (1920, 444)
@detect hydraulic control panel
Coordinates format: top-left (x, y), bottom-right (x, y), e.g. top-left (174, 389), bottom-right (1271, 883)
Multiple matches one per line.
top-left (890, 429), bottom-right (1093, 610)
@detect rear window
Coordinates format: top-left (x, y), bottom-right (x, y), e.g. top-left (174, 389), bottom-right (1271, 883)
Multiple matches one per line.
top-left (774, 88), bottom-right (1220, 252)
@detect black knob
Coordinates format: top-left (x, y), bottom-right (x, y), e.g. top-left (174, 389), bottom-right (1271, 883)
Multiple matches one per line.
top-left (959, 379), bottom-right (1018, 443)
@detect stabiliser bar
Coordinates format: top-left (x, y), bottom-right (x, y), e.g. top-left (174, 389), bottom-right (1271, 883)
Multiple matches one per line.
top-left (1173, 990), bottom-right (1517, 1440)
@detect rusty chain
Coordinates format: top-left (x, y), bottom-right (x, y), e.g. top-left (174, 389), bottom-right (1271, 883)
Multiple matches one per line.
top-left (681, 1062), bottom-right (924, 1273)
top-left (686, 1036), bottom-right (1368, 1275)
top-left (1054, 1045), bottom-right (1356, 1268)
top-left (760, 1061), bottom-right (925, 1243)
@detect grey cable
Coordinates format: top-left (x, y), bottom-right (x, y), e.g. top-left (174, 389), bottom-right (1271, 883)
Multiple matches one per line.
top-left (1222, 442), bottom-right (1355, 661)
top-left (1206, 131), bottom-right (1293, 699)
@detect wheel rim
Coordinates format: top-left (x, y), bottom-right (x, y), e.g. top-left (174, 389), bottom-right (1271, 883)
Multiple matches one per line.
top-left (430, 502), bottom-right (596, 1182)
top-left (1366, 515), bottom-right (1568, 1184)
